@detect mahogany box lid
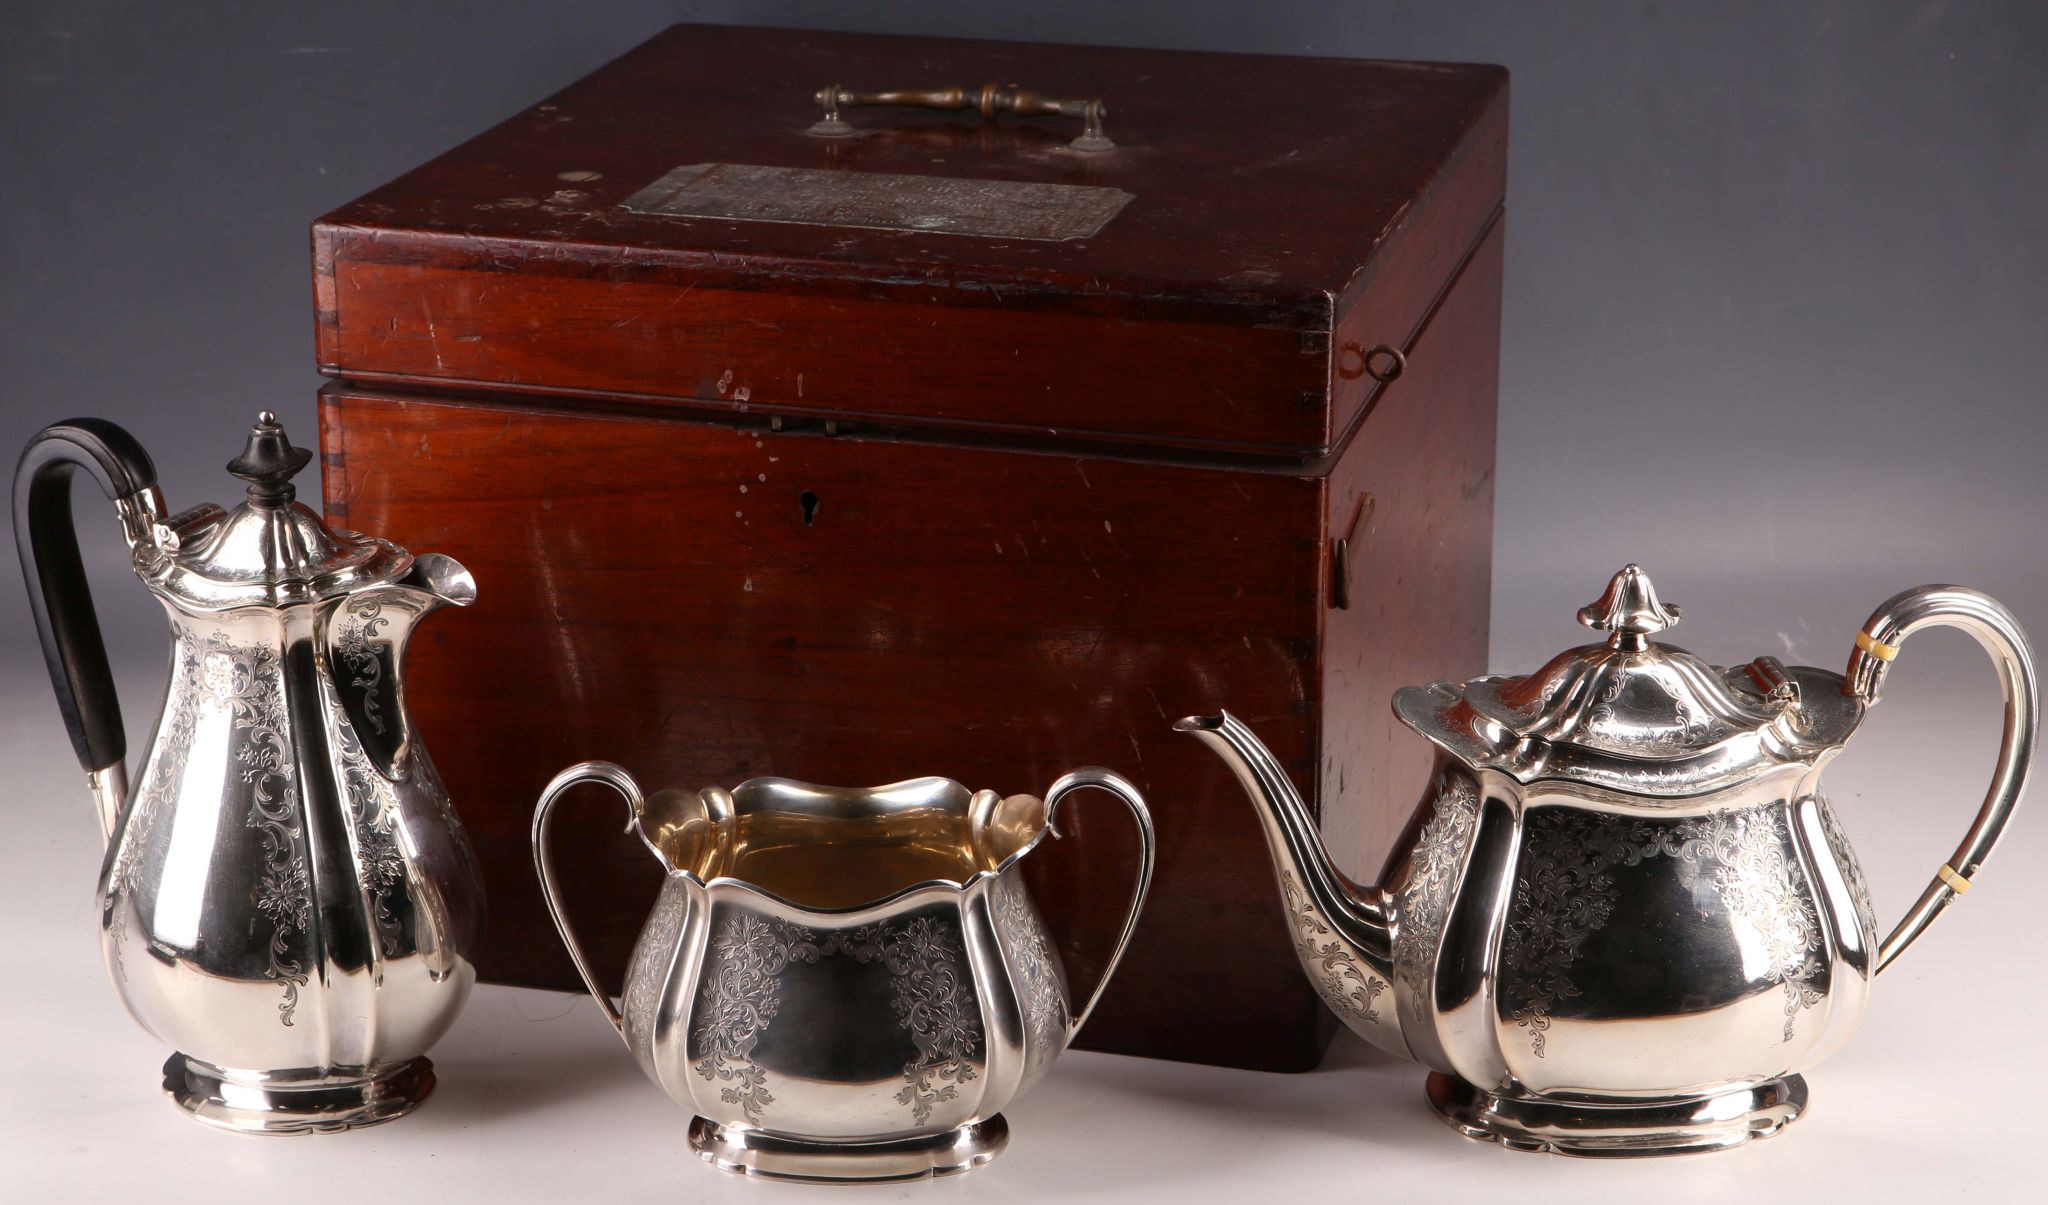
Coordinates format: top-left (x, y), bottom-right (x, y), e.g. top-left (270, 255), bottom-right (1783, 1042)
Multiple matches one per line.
top-left (314, 24), bottom-right (1506, 460)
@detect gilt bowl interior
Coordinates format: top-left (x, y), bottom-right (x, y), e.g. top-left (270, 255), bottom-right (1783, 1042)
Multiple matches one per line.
top-left (634, 776), bottom-right (1050, 910)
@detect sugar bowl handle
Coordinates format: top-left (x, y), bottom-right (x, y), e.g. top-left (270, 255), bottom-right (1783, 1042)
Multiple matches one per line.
top-left (1042, 767), bottom-right (1156, 1037)
top-left (809, 83), bottom-right (1113, 151)
top-left (532, 760), bottom-right (647, 1040)
top-left (1846, 586), bottom-right (2038, 973)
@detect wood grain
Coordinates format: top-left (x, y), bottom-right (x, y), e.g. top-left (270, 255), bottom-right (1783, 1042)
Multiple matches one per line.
top-left (1317, 220), bottom-right (1503, 886)
top-left (312, 23), bottom-right (1507, 458)
top-left (323, 390), bottom-right (1333, 1067)
top-left (311, 24), bottom-right (1506, 1070)
top-left (318, 221), bottom-right (1499, 1069)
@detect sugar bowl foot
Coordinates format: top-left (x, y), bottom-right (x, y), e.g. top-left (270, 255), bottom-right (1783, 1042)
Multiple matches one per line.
top-left (687, 1114), bottom-right (1010, 1182)
top-left (161, 1054), bottom-right (436, 1135)
top-left (1426, 1072), bottom-right (1806, 1157)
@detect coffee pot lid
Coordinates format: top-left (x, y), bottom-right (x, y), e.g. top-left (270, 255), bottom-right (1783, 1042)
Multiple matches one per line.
top-left (139, 412), bottom-right (412, 610)
top-left (1394, 565), bottom-right (1865, 794)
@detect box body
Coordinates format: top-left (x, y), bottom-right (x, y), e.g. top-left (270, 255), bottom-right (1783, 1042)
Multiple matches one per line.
top-left (313, 24), bottom-right (1504, 1069)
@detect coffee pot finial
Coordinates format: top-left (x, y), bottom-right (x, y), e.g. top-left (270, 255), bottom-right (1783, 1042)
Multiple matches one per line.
top-left (225, 409), bottom-right (313, 507)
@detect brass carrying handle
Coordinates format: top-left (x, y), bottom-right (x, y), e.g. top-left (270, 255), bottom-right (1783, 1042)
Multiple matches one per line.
top-left (1845, 586), bottom-right (2039, 973)
top-left (808, 83), bottom-right (1113, 151)
top-left (532, 760), bottom-right (648, 1043)
top-left (1041, 767), bottom-right (1156, 1037)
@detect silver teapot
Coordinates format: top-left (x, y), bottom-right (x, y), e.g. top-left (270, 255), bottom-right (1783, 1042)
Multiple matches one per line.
top-left (532, 762), bottom-right (1153, 1182)
top-left (14, 413), bottom-right (484, 1133)
top-left (1178, 565), bottom-right (2036, 1157)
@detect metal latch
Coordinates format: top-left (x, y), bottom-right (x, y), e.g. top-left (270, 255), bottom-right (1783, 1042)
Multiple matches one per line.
top-left (1329, 493), bottom-right (1375, 611)
top-left (768, 416), bottom-right (846, 436)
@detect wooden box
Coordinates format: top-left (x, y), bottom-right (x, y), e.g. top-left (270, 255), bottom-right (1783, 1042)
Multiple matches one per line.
top-left (312, 24), bottom-right (1504, 1071)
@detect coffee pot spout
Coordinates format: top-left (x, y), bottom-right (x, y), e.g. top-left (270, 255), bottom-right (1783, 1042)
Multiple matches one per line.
top-left (387, 551), bottom-right (479, 614)
top-left (1174, 712), bottom-right (1397, 1022)
top-left (327, 552), bottom-right (476, 781)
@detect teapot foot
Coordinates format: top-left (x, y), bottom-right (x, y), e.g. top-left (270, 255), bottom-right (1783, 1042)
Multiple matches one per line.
top-left (688, 1114), bottom-right (1008, 1182)
top-left (1426, 1072), bottom-right (1806, 1157)
top-left (161, 1053), bottom-right (435, 1135)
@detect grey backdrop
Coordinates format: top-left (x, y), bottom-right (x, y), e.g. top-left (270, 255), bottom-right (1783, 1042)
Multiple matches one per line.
top-left (4, 0), bottom-right (2044, 814)
top-left (6, 8), bottom-right (2048, 1189)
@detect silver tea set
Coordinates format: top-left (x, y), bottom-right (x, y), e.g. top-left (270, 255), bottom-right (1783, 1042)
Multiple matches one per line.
top-left (13, 414), bottom-right (2039, 1173)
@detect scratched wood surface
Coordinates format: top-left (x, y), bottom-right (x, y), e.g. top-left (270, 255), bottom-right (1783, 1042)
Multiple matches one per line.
top-left (313, 25), bottom-right (1506, 1071)
top-left (1318, 221), bottom-right (1503, 885)
top-left (322, 390), bottom-right (1333, 1069)
top-left (313, 23), bottom-right (1507, 457)
top-left (316, 219), bottom-right (1499, 1070)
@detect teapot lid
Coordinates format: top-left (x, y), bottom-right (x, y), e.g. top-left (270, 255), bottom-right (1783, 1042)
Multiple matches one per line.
top-left (1394, 565), bottom-right (1865, 795)
top-left (137, 412), bottom-right (412, 611)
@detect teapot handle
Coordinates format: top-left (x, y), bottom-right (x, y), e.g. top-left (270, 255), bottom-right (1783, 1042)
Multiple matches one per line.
top-left (531, 760), bottom-right (645, 1041)
top-left (12, 419), bottom-right (164, 840)
top-left (1042, 767), bottom-right (1157, 1037)
top-left (1846, 586), bottom-right (2038, 973)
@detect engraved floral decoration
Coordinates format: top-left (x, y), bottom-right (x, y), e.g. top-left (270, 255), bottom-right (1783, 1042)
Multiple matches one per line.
top-left (332, 596), bottom-right (390, 737)
top-left (331, 690), bottom-right (407, 958)
top-left (691, 911), bottom-right (983, 1125)
top-left (104, 634), bottom-right (202, 980)
top-left (1581, 661), bottom-right (1725, 755)
top-left (623, 884), bottom-right (693, 1067)
top-left (1713, 813), bottom-right (1828, 1040)
top-left (1501, 803), bottom-right (1824, 1057)
top-left (1814, 794), bottom-right (1878, 951)
top-left (1280, 870), bottom-right (1386, 1026)
top-left (100, 613), bottom-right (458, 1024)
top-left (202, 634), bottom-right (312, 1026)
top-left (693, 914), bottom-right (791, 1121)
top-left (1393, 771), bottom-right (1480, 1023)
top-left (1498, 811), bottom-right (1615, 1056)
top-left (992, 876), bottom-right (1068, 1064)
top-left (332, 595), bottom-right (473, 967)
top-left (886, 916), bottom-right (982, 1123)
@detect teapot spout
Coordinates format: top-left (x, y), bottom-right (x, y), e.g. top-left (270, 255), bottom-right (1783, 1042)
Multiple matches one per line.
top-left (327, 552), bottom-right (476, 780)
top-left (1174, 713), bottom-right (1401, 1046)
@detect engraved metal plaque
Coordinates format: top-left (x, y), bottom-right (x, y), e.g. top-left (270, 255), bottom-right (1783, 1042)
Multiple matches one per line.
top-left (620, 163), bottom-right (1131, 241)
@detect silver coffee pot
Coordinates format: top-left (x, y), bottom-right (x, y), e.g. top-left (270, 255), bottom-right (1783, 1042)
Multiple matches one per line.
top-left (1179, 564), bottom-right (2036, 1157)
top-left (14, 412), bottom-right (484, 1133)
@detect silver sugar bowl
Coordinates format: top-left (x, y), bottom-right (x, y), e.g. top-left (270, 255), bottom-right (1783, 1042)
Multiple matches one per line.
top-left (532, 761), bottom-right (1154, 1182)
top-left (1180, 564), bottom-right (2036, 1156)
top-left (14, 413), bottom-right (484, 1133)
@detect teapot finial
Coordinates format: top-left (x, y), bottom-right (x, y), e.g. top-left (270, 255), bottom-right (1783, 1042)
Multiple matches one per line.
top-left (225, 410), bottom-right (313, 508)
top-left (1578, 564), bottom-right (1682, 650)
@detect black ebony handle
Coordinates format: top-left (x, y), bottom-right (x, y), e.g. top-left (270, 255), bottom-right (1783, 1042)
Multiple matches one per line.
top-left (13, 419), bottom-right (158, 773)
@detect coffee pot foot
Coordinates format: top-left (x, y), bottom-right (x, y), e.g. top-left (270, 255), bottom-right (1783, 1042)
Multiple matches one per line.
top-left (1426, 1072), bottom-right (1806, 1157)
top-left (688, 1114), bottom-right (1009, 1182)
top-left (161, 1054), bottom-right (436, 1135)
